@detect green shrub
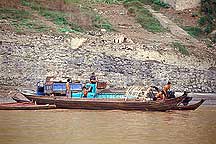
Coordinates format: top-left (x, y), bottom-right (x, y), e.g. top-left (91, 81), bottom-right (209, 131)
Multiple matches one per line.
top-left (127, 6), bottom-right (137, 14)
top-left (0, 8), bottom-right (30, 20)
top-left (58, 27), bottom-right (78, 33)
top-left (92, 0), bottom-right (123, 4)
top-left (68, 23), bottom-right (84, 32)
top-left (135, 0), bottom-right (152, 5)
top-left (152, 0), bottom-right (169, 8)
top-left (200, 0), bottom-right (216, 34)
top-left (136, 12), bottom-right (165, 32)
top-left (39, 10), bottom-right (65, 21)
top-left (64, 0), bottom-right (81, 4)
top-left (172, 42), bottom-right (189, 56)
top-left (21, 0), bottom-right (31, 7)
top-left (92, 14), bottom-right (113, 31)
top-left (123, 0), bottom-right (143, 7)
top-left (21, 0), bottom-right (42, 11)
top-left (55, 17), bottom-right (69, 25)
top-left (198, 16), bottom-right (208, 25)
top-left (101, 22), bottom-right (112, 30)
top-left (39, 10), bottom-right (83, 32)
top-left (124, 0), bottom-right (169, 10)
top-left (204, 24), bottom-right (213, 34)
top-left (183, 26), bottom-right (203, 38)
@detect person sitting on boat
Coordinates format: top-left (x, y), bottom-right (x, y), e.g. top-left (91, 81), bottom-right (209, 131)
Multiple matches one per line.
top-left (144, 86), bottom-right (159, 101)
top-left (90, 72), bottom-right (98, 84)
top-left (162, 81), bottom-right (172, 98)
top-left (155, 82), bottom-right (172, 101)
top-left (155, 91), bottom-right (165, 100)
top-left (167, 90), bottom-right (175, 99)
top-left (66, 79), bottom-right (71, 98)
top-left (82, 86), bottom-right (88, 98)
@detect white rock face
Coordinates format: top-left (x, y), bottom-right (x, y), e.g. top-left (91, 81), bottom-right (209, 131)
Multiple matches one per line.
top-left (161, 0), bottom-right (201, 10)
top-left (70, 37), bottom-right (87, 49)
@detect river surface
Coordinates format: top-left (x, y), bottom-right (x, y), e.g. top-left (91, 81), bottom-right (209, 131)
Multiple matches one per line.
top-left (0, 106), bottom-right (216, 144)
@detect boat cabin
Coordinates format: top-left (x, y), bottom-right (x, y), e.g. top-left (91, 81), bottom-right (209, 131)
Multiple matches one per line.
top-left (36, 77), bottom-right (127, 99)
top-left (42, 81), bottom-right (97, 98)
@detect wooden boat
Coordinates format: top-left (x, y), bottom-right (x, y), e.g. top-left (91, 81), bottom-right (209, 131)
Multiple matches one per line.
top-left (0, 102), bottom-right (56, 110)
top-left (173, 99), bottom-right (205, 110)
top-left (23, 94), bottom-right (186, 111)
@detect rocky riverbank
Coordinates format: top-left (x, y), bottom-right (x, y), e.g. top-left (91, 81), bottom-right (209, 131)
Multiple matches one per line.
top-left (0, 30), bottom-right (215, 93)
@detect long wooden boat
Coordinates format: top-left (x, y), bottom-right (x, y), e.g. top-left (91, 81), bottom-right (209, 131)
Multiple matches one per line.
top-left (0, 102), bottom-right (56, 110)
top-left (23, 95), bottom-right (186, 111)
top-left (172, 99), bottom-right (205, 110)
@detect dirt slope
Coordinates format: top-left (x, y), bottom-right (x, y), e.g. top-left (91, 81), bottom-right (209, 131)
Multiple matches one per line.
top-left (93, 3), bottom-right (216, 69)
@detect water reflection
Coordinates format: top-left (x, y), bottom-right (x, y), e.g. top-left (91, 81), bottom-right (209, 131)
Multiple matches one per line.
top-left (0, 106), bottom-right (216, 144)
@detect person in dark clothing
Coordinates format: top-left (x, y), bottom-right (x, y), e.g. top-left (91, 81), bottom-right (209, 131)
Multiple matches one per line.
top-left (90, 72), bottom-right (98, 84)
top-left (163, 81), bottom-right (172, 98)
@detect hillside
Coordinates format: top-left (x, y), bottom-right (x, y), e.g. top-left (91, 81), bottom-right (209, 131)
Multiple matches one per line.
top-left (0, 0), bottom-right (216, 93)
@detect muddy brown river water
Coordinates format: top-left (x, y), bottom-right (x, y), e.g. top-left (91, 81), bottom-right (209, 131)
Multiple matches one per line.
top-left (0, 106), bottom-right (216, 144)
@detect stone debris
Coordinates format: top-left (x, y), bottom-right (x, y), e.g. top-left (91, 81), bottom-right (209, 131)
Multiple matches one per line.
top-left (0, 31), bottom-right (215, 93)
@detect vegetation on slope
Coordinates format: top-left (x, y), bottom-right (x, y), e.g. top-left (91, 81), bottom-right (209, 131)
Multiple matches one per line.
top-left (22, 0), bottom-right (114, 33)
top-left (199, 0), bottom-right (216, 42)
top-left (183, 26), bottom-right (203, 38)
top-left (89, 0), bottom-right (168, 32)
top-left (172, 42), bottom-right (189, 56)
top-left (93, 0), bottom-right (169, 9)
top-left (0, 8), bottom-right (50, 33)
top-left (0, 0), bottom-right (169, 33)
top-left (0, 0), bottom-right (114, 33)
top-left (177, 0), bottom-right (216, 44)
top-left (123, 0), bottom-right (166, 33)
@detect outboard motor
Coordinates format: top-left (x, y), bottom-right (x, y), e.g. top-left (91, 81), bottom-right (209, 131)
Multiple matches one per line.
top-left (36, 80), bottom-right (45, 96)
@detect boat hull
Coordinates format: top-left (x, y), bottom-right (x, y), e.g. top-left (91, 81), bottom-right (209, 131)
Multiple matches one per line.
top-left (0, 102), bottom-right (56, 110)
top-left (173, 99), bottom-right (205, 110)
top-left (24, 95), bottom-right (186, 111)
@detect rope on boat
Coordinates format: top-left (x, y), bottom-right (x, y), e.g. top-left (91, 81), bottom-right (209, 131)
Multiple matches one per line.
top-left (125, 86), bottom-right (146, 98)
